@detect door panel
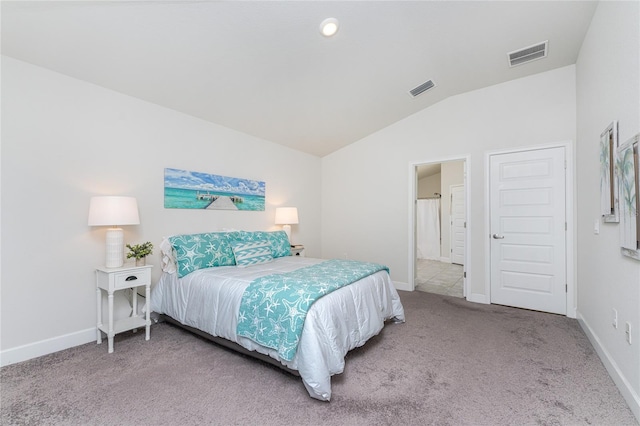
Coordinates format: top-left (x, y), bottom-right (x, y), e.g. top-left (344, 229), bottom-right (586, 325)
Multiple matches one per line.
top-left (500, 271), bottom-right (553, 293)
top-left (490, 147), bottom-right (566, 315)
top-left (451, 185), bottom-right (465, 265)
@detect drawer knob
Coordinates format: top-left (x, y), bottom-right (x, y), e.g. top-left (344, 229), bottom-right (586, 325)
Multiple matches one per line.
top-left (125, 276), bottom-right (138, 281)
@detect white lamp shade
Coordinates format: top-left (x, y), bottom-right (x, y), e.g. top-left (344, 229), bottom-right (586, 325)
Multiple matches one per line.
top-left (275, 207), bottom-right (299, 225)
top-left (88, 196), bottom-right (140, 226)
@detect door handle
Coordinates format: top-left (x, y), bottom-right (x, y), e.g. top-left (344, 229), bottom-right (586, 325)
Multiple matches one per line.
top-left (492, 234), bottom-right (505, 239)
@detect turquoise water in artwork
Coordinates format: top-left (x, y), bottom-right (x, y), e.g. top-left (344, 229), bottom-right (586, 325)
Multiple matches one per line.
top-left (164, 168), bottom-right (266, 211)
top-left (164, 187), bottom-right (265, 211)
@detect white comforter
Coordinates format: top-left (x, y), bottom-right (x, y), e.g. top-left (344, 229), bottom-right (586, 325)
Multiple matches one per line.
top-left (150, 256), bottom-right (405, 401)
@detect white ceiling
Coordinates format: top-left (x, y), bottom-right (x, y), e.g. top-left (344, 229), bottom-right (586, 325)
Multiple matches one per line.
top-left (1, 1), bottom-right (597, 157)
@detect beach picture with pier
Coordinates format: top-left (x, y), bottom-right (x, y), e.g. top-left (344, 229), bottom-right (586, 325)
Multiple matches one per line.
top-left (164, 168), bottom-right (265, 211)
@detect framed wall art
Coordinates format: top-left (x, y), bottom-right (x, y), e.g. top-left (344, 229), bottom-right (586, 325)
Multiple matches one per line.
top-left (617, 133), bottom-right (639, 260)
top-left (600, 121), bottom-right (619, 222)
top-left (164, 168), bottom-right (266, 211)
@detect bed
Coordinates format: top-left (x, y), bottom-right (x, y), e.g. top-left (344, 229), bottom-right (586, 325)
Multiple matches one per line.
top-left (149, 231), bottom-right (405, 401)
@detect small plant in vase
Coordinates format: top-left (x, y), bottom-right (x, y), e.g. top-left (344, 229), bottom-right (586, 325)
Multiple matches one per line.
top-left (126, 242), bottom-right (153, 266)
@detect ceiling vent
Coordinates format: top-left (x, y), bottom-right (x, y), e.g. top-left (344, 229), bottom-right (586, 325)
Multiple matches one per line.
top-left (409, 79), bottom-right (436, 98)
top-left (508, 41), bottom-right (548, 67)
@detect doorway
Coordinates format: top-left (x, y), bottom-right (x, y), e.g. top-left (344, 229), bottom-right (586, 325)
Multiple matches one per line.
top-left (412, 159), bottom-right (467, 298)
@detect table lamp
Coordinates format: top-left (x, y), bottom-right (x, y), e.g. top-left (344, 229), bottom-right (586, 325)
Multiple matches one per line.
top-left (88, 196), bottom-right (140, 268)
top-left (275, 207), bottom-right (298, 244)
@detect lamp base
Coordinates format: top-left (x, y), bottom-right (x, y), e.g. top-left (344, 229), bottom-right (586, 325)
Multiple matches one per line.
top-left (105, 228), bottom-right (124, 268)
top-left (282, 224), bottom-right (292, 244)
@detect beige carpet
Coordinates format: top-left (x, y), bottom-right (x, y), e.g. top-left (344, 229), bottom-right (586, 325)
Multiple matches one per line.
top-left (1, 291), bottom-right (637, 425)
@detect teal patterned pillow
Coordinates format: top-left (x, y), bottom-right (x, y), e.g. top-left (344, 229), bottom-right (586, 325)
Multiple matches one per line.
top-left (169, 232), bottom-right (235, 278)
top-left (266, 230), bottom-right (291, 258)
top-left (231, 240), bottom-right (273, 267)
top-left (233, 230), bottom-right (267, 242)
top-left (233, 230), bottom-right (291, 258)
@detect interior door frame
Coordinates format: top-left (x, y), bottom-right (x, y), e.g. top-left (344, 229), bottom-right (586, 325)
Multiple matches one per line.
top-left (484, 141), bottom-right (576, 318)
top-left (408, 155), bottom-right (470, 296)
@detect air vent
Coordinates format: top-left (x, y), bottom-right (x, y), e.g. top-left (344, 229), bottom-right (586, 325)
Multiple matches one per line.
top-left (508, 41), bottom-right (548, 67)
top-left (409, 79), bottom-right (436, 98)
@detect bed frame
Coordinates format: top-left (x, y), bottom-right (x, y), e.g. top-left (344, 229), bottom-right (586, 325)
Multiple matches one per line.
top-left (159, 314), bottom-right (300, 377)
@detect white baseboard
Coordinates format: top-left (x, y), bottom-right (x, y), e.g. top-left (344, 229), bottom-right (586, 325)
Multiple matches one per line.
top-left (0, 327), bottom-right (96, 367)
top-left (394, 281), bottom-right (411, 292)
top-left (467, 292), bottom-right (490, 304)
top-left (439, 257), bottom-right (451, 263)
top-left (577, 312), bottom-right (640, 423)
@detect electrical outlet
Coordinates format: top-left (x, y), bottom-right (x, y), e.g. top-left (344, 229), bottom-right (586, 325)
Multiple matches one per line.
top-left (625, 322), bottom-right (632, 345)
top-left (612, 309), bottom-right (618, 329)
top-left (343, 253), bottom-right (348, 259)
top-left (594, 219), bottom-right (600, 235)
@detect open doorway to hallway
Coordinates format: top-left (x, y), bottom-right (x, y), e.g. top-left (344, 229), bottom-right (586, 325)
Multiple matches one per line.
top-left (414, 160), bottom-right (466, 298)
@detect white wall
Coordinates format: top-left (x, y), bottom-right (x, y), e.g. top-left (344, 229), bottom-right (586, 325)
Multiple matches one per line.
top-left (575, 1), bottom-right (640, 419)
top-left (0, 57), bottom-right (322, 363)
top-left (321, 65), bottom-right (576, 297)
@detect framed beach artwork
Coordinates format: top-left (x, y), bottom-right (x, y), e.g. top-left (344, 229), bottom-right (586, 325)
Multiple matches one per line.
top-left (164, 168), bottom-right (265, 211)
top-left (600, 121), bottom-right (619, 222)
top-left (616, 134), bottom-right (640, 260)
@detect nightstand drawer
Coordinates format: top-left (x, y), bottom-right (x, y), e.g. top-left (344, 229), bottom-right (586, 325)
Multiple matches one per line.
top-left (113, 269), bottom-right (150, 290)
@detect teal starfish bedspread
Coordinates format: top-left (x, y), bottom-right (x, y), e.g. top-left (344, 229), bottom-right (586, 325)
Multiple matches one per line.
top-left (236, 259), bottom-right (389, 361)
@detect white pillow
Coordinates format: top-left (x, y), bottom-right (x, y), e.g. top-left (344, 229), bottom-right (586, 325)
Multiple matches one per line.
top-left (160, 237), bottom-right (177, 274)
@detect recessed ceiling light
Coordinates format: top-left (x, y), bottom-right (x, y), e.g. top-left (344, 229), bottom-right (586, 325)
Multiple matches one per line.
top-left (320, 18), bottom-right (339, 37)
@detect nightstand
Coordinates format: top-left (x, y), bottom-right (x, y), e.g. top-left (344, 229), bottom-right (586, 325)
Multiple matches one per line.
top-left (96, 264), bottom-right (152, 353)
top-left (290, 245), bottom-right (305, 257)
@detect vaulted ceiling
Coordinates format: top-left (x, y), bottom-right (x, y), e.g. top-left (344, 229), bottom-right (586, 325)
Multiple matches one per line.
top-left (1, 1), bottom-right (598, 157)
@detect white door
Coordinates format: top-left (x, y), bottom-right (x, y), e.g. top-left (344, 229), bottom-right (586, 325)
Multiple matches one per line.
top-left (490, 147), bottom-right (566, 315)
top-left (450, 185), bottom-right (465, 265)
